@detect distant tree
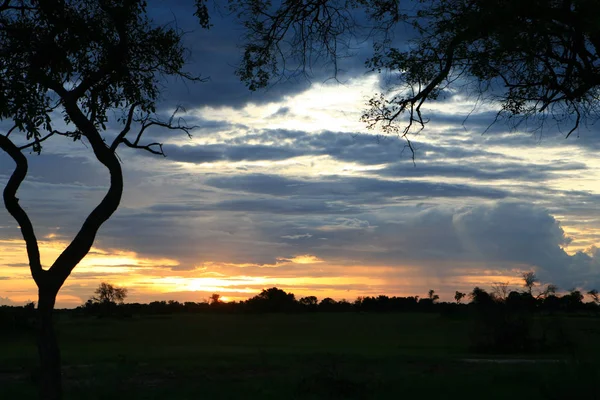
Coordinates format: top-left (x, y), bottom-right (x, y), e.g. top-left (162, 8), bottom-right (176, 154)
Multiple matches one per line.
top-left (522, 272), bottom-right (538, 295)
top-left (454, 291), bottom-right (466, 304)
top-left (246, 287), bottom-right (297, 312)
top-left (491, 282), bottom-right (510, 302)
top-left (538, 284), bottom-right (559, 300)
top-left (90, 283), bottom-right (128, 305)
top-left (319, 297), bottom-right (338, 312)
top-left (299, 296), bottom-right (318, 310)
top-left (587, 289), bottom-right (600, 304)
top-left (353, 296), bottom-right (364, 310)
top-left (470, 287), bottom-right (494, 307)
top-left (562, 289), bottom-right (585, 311)
top-left (506, 291), bottom-right (536, 312)
top-left (337, 299), bottom-right (353, 312)
top-left (209, 294), bottom-right (222, 305)
top-left (427, 289), bottom-right (440, 303)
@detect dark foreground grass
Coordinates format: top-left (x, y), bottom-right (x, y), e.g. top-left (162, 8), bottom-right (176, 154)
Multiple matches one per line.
top-left (2, 313), bottom-right (600, 399)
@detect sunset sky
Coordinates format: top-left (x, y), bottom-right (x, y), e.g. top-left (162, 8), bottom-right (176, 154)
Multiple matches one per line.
top-left (1, 2), bottom-right (600, 308)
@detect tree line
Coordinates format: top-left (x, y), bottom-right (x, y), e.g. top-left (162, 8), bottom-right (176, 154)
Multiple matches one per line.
top-left (69, 272), bottom-right (600, 317)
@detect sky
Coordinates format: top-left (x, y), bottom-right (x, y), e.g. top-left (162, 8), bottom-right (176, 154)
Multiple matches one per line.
top-left (1, 2), bottom-right (600, 308)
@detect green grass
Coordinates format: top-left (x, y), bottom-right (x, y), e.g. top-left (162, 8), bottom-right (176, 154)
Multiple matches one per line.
top-left (2, 313), bottom-right (600, 399)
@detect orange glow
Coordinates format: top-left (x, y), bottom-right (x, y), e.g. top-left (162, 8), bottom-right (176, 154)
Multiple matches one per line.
top-left (283, 254), bottom-right (324, 264)
top-left (0, 238), bottom-right (586, 308)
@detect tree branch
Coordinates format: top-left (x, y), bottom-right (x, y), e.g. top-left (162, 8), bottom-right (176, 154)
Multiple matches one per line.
top-left (109, 102), bottom-right (139, 152)
top-left (18, 131), bottom-right (56, 152)
top-left (48, 98), bottom-right (124, 289)
top-left (112, 106), bottom-right (196, 156)
top-left (0, 134), bottom-right (45, 287)
top-left (120, 138), bottom-right (165, 156)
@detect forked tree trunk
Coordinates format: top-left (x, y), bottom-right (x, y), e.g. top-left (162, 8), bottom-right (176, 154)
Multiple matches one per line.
top-left (37, 287), bottom-right (61, 400)
top-left (1, 97), bottom-right (127, 400)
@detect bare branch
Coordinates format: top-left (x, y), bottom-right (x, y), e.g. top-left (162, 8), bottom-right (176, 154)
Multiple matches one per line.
top-left (110, 102), bottom-right (139, 151)
top-left (112, 105), bottom-right (196, 157)
top-left (121, 138), bottom-right (165, 156)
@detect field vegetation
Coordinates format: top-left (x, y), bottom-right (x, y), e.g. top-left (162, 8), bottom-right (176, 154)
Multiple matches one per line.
top-left (2, 282), bottom-right (600, 399)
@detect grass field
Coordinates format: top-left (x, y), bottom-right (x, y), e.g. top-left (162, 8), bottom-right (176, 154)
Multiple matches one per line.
top-left (2, 312), bottom-right (600, 399)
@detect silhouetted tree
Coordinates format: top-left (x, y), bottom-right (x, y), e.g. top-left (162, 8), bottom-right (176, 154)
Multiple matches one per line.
top-left (240, 0), bottom-right (600, 147)
top-left (245, 287), bottom-right (297, 312)
top-left (469, 287), bottom-right (494, 307)
top-left (299, 296), bottom-right (319, 311)
top-left (318, 297), bottom-right (338, 312)
top-left (454, 291), bottom-right (466, 304)
top-left (562, 289), bottom-right (585, 311)
top-left (209, 294), bottom-right (222, 305)
top-left (538, 284), bottom-right (559, 300)
top-left (491, 282), bottom-right (510, 302)
top-left (522, 272), bottom-right (538, 295)
top-left (587, 289), bottom-right (600, 304)
top-left (0, 2), bottom-right (206, 397)
top-left (427, 290), bottom-right (440, 303)
top-left (90, 283), bottom-right (128, 305)
top-left (506, 291), bottom-right (536, 312)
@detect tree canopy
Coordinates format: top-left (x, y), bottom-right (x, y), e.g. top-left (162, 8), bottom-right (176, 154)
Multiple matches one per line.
top-left (233, 0), bottom-right (600, 149)
top-left (0, 2), bottom-right (204, 397)
top-left (90, 282), bottom-right (128, 304)
top-left (0, 0), bottom-right (198, 292)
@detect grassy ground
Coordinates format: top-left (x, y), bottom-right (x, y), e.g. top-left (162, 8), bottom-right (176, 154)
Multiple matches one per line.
top-left (2, 312), bottom-right (600, 399)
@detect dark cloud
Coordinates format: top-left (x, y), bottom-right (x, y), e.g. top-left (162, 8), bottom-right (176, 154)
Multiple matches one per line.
top-left (373, 160), bottom-right (586, 181)
top-left (151, 198), bottom-right (363, 215)
top-left (164, 143), bottom-right (305, 163)
top-left (204, 173), bottom-right (507, 199)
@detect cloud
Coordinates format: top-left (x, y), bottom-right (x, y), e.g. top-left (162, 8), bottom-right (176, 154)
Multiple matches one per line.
top-left (281, 233), bottom-right (313, 240)
top-left (164, 143), bottom-right (306, 163)
top-left (204, 173), bottom-right (508, 200)
top-left (279, 254), bottom-right (324, 264)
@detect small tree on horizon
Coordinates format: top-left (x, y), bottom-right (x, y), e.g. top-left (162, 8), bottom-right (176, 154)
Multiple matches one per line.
top-left (491, 282), bottom-right (510, 302)
top-left (90, 282), bottom-right (128, 305)
top-left (454, 291), bottom-right (466, 304)
top-left (587, 289), bottom-right (600, 304)
top-left (209, 293), bottom-right (222, 305)
top-left (522, 272), bottom-right (538, 295)
top-left (428, 289), bottom-right (440, 303)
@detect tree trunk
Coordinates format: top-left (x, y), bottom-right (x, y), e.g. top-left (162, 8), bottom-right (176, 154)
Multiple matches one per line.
top-left (37, 288), bottom-right (62, 400)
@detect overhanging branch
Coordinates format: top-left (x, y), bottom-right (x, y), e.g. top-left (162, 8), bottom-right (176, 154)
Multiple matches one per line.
top-left (112, 105), bottom-right (197, 157)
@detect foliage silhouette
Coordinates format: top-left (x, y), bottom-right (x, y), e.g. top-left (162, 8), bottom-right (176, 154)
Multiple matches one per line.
top-left (0, 2), bottom-right (203, 397)
top-left (236, 0), bottom-right (600, 149)
top-left (245, 287), bottom-right (299, 312)
top-left (522, 272), bottom-right (539, 295)
top-left (90, 283), bottom-right (128, 305)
